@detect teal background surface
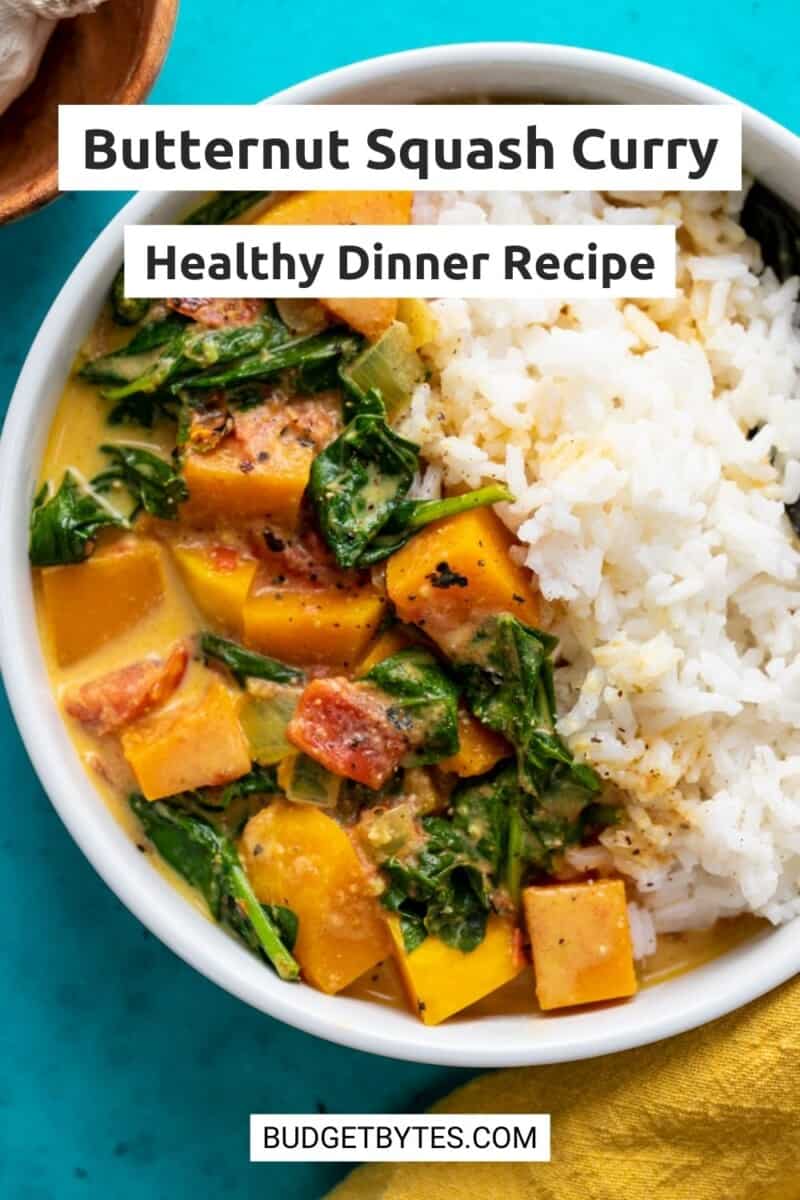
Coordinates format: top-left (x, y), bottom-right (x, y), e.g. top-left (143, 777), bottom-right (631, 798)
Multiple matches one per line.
top-left (1, 5), bottom-right (798, 1198)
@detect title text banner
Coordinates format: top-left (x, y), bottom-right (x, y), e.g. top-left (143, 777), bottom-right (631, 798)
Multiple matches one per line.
top-left (61, 104), bottom-right (741, 191)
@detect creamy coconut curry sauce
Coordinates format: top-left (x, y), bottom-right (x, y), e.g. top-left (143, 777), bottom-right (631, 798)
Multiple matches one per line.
top-left (30, 190), bottom-right (758, 1024)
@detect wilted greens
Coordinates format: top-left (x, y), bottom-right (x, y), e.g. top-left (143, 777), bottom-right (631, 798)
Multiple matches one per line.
top-left (364, 648), bottom-right (460, 766)
top-left (200, 632), bottom-right (305, 687)
top-left (29, 444), bottom-right (187, 565)
top-left (130, 794), bottom-right (299, 980)
top-left (92, 444), bottom-right (188, 520)
top-left (29, 472), bottom-right (128, 566)
top-left (178, 328), bottom-right (361, 393)
top-left (355, 484), bottom-right (513, 565)
top-left (381, 812), bottom-right (495, 953)
top-left (455, 614), bottom-right (601, 799)
top-left (309, 388), bottom-right (419, 567)
top-left (378, 615), bottom-right (606, 954)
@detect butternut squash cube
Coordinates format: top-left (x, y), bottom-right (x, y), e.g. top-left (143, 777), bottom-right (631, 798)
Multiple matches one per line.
top-left (387, 914), bottom-right (524, 1025)
top-left (121, 678), bottom-right (251, 800)
top-left (181, 397), bottom-right (339, 531)
top-left (257, 190), bottom-right (413, 228)
top-left (172, 544), bottom-right (257, 633)
top-left (355, 627), bottom-right (413, 677)
top-left (243, 586), bottom-right (386, 668)
top-left (320, 298), bottom-right (397, 341)
top-left (523, 880), bottom-right (637, 1011)
top-left (180, 438), bottom-right (311, 530)
top-left (240, 801), bottom-right (391, 994)
top-left (386, 507), bottom-right (540, 648)
top-left (440, 708), bottom-right (510, 777)
top-left (41, 538), bottom-right (165, 666)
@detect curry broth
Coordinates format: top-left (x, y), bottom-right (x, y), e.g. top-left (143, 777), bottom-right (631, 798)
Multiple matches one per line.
top-left (347, 914), bottom-right (766, 1017)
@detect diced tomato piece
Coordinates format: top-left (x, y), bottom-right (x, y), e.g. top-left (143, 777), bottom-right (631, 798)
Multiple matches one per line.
top-left (63, 643), bottom-right (188, 735)
top-left (232, 395), bottom-right (340, 464)
top-left (167, 298), bottom-right (266, 327)
top-left (287, 677), bottom-right (408, 790)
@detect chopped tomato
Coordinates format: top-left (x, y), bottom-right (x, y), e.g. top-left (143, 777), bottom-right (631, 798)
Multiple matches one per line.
top-left (287, 677), bottom-right (408, 790)
top-left (63, 643), bottom-right (188, 735)
top-left (232, 395), bottom-right (340, 464)
top-left (166, 298), bottom-right (266, 327)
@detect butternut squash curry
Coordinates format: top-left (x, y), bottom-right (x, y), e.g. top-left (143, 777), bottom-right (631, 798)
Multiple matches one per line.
top-left (30, 190), bottom-right (705, 1024)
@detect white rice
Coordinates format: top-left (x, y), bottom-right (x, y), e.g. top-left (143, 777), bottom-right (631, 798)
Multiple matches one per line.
top-left (408, 187), bottom-right (800, 932)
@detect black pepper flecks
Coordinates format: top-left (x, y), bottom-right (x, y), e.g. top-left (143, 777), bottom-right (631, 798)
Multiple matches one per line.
top-left (427, 561), bottom-right (469, 589)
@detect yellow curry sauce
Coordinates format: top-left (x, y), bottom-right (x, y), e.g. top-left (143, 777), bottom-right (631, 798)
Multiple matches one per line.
top-left (30, 190), bottom-right (762, 1027)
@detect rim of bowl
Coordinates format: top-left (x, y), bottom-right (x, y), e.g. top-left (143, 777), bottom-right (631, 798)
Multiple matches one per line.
top-left (2, 42), bottom-right (799, 1067)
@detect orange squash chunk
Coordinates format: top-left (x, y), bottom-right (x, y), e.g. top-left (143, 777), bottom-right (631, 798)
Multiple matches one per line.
top-left (523, 880), bottom-right (637, 1011)
top-left (41, 538), bottom-right (165, 666)
top-left (240, 801), bottom-right (391, 994)
top-left (121, 678), bottom-right (251, 800)
top-left (386, 914), bottom-right (525, 1025)
top-left (439, 708), bottom-right (510, 777)
top-left (243, 584), bottom-right (385, 669)
top-left (172, 544), bottom-right (257, 633)
top-left (180, 396), bottom-right (339, 530)
top-left (386, 507), bottom-right (540, 648)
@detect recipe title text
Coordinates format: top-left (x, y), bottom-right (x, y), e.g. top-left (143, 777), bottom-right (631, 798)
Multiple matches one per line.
top-left (60, 104), bottom-right (742, 191)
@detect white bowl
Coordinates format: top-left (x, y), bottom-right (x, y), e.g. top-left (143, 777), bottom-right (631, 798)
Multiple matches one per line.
top-left (2, 43), bottom-right (799, 1068)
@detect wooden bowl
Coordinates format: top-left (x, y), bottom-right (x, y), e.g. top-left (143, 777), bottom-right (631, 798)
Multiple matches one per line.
top-left (0, 0), bottom-right (178, 224)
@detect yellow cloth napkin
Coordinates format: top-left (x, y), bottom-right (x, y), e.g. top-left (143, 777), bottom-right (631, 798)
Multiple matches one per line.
top-left (328, 979), bottom-right (800, 1200)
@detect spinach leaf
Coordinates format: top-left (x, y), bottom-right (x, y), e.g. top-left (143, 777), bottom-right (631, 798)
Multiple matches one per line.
top-left (381, 813), bottom-right (493, 953)
top-left (29, 472), bottom-right (128, 566)
top-left (178, 329), bottom-right (361, 392)
top-left (741, 181), bottom-right (800, 282)
top-left (200, 632), bottom-right (305, 687)
top-left (455, 613), bottom-right (600, 799)
top-left (98, 323), bottom-right (269, 405)
top-left (80, 317), bottom-right (187, 386)
top-left (130, 794), bottom-right (299, 980)
top-left (92, 444), bottom-right (189, 521)
top-left (355, 484), bottom-right (513, 565)
top-left (450, 767), bottom-right (515, 878)
top-left (364, 648), bottom-right (459, 766)
top-left (309, 389), bottom-right (419, 567)
top-left (139, 767), bottom-right (281, 841)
